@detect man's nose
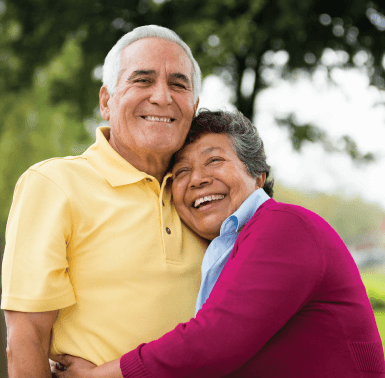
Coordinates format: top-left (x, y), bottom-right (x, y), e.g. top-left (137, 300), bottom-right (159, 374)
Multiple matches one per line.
top-left (149, 81), bottom-right (172, 106)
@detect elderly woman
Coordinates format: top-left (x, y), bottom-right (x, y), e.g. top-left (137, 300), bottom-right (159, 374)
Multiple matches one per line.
top-left (53, 110), bottom-right (384, 377)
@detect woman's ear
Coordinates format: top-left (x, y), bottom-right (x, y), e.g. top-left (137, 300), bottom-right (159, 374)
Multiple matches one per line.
top-left (256, 172), bottom-right (266, 189)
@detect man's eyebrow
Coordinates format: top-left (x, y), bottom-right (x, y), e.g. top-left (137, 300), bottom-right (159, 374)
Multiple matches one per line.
top-left (127, 70), bottom-right (156, 80)
top-left (125, 71), bottom-right (191, 86)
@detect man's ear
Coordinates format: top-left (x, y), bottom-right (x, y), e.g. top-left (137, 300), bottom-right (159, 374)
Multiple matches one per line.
top-left (256, 172), bottom-right (266, 189)
top-left (99, 86), bottom-right (111, 121)
top-left (193, 97), bottom-right (199, 115)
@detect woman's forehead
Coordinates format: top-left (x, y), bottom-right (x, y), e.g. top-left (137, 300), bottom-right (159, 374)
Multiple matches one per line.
top-left (175, 133), bottom-right (232, 162)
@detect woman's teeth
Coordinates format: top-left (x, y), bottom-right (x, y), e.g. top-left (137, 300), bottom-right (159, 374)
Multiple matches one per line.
top-left (194, 194), bottom-right (225, 208)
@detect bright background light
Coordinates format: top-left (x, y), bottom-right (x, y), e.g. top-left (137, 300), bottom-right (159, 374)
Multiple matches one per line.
top-left (198, 68), bottom-right (385, 210)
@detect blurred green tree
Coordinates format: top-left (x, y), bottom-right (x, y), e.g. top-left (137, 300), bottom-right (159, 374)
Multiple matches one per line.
top-left (0, 25), bottom-right (91, 376)
top-left (2, 0), bottom-right (385, 158)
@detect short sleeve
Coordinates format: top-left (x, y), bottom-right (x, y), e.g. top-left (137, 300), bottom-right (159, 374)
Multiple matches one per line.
top-left (1, 168), bottom-right (76, 311)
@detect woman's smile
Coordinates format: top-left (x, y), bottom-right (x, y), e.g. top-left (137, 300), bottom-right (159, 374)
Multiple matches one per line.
top-left (192, 194), bottom-right (226, 209)
top-left (192, 195), bottom-right (226, 213)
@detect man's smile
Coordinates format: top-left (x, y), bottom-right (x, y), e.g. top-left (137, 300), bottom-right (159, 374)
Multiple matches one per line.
top-left (141, 115), bottom-right (174, 123)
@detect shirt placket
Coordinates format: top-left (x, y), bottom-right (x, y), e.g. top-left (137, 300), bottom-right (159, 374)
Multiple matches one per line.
top-left (159, 178), bottom-right (183, 263)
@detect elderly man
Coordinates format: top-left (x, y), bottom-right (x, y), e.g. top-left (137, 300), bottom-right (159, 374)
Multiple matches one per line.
top-left (1, 25), bottom-right (207, 377)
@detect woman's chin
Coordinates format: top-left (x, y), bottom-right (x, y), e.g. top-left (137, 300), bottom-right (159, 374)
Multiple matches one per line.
top-left (193, 227), bottom-right (220, 241)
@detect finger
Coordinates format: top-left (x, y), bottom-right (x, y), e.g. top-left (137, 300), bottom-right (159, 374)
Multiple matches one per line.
top-left (56, 362), bottom-right (67, 371)
top-left (56, 354), bottom-right (70, 367)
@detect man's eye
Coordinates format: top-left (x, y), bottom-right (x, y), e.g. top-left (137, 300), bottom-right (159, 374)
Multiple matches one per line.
top-left (171, 82), bottom-right (187, 89)
top-left (133, 78), bottom-right (151, 84)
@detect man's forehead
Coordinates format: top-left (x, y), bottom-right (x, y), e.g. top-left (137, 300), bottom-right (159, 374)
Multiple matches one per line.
top-left (120, 38), bottom-right (193, 75)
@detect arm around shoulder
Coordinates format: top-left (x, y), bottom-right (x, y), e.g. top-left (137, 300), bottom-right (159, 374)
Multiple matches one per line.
top-left (5, 309), bottom-right (58, 378)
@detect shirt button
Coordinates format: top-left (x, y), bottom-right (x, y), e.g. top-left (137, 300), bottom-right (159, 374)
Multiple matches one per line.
top-left (146, 178), bottom-right (152, 182)
top-left (166, 227), bottom-right (171, 234)
top-left (162, 200), bottom-right (165, 206)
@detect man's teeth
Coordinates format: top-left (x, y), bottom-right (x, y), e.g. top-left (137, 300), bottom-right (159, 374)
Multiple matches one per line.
top-left (194, 194), bottom-right (225, 208)
top-left (144, 116), bottom-right (172, 123)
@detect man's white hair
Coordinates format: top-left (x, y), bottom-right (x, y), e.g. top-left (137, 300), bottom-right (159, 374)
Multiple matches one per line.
top-left (102, 25), bottom-right (201, 103)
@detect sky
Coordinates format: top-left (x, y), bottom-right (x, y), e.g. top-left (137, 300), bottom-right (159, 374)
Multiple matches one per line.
top-left (198, 67), bottom-right (385, 211)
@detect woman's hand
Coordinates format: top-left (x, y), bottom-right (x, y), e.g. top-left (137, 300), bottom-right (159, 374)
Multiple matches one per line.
top-left (51, 355), bottom-right (98, 378)
top-left (51, 355), bottom-right (124, 378)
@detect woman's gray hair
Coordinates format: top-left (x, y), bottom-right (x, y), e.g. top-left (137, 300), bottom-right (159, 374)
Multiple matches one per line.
top-left (102, 25), bottom-right (201, 103)
top-left (183, 109), bottom-right (274, 197)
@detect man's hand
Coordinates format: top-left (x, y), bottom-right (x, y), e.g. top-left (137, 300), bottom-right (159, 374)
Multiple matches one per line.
top-left (5, 309), bottom-right (58, 378)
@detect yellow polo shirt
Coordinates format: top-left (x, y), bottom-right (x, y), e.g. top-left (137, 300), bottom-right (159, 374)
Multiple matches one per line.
top-left (1, 126), bottom-right (207, 365)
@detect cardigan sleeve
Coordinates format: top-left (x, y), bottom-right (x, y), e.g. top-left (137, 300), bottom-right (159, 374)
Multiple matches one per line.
top-left (121, 207), bottom-right (324, 378)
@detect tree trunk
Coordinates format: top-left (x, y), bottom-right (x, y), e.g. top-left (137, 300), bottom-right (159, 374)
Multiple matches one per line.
top-left (235, 53), bottom-right (263, 122)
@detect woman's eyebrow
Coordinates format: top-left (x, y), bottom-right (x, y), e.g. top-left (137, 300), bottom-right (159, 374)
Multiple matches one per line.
top-left (176, 146), bottom-right (225, 162)
top-left (201, 146), bottom-right (225, 155)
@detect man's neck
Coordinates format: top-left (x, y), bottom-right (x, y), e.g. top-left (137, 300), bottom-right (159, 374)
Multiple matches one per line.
top-left (109, 137), bottom-right (171, 184)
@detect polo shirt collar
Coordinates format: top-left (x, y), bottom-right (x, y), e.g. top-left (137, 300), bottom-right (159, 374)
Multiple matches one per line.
top-left (83, 126), bottom-right (172, 187)
top-left (220, 188), bottom-right (270, 235)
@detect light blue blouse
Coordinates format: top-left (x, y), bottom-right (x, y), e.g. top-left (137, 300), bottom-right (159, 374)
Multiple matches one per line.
top-left (195, 188), bottom-right (270, 315)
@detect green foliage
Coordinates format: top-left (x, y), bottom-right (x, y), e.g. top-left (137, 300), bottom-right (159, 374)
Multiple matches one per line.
top-left (0, 30), bottom-right (93, 370)
top-left (0, 32), bottom-right (92, 253)
top-left (1, 0), bottom-right (383, 164)
top-left (3, 0), bottom-right (385, 113)
top-left (1, 0), bottom-right (384, 158)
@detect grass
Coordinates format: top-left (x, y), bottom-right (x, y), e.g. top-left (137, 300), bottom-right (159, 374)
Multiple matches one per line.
top-left (374, 312), bottom-right (385, 349)
top-left (361, 272), bottom-right (385, 348)
top-left (361, 273), bottom-right (385, 302)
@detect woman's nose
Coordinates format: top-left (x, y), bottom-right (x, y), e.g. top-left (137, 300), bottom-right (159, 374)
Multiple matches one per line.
top-left (188, 168), bottom-right (213, 189)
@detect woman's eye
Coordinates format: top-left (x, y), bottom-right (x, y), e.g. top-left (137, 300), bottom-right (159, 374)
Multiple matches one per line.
top-left (207, 157), bottom-right (223, 164)
top-left (174, 168), bottom-right (189, 178)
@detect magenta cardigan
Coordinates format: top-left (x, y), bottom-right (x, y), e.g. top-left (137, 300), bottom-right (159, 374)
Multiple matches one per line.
top-left (120, 199), bottom-right (385, 377)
